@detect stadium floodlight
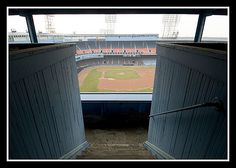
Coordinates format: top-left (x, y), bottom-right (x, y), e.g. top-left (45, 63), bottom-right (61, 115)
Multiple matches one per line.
top-left (161, 15), bottom-right (180, 39)
top-left (45, 15), bottom-right (56, 34)
top-left (105, 15), bottom-right (117, 34)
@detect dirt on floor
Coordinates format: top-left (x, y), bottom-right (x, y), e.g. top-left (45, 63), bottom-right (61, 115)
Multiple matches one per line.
top-left (85, 127), bottom-right (148, 144)
top-left (77, 127), bottom-right (155, 159)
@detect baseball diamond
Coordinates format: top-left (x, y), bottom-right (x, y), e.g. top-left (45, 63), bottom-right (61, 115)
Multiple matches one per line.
top-left (78, 66), bottom-right (156, 92)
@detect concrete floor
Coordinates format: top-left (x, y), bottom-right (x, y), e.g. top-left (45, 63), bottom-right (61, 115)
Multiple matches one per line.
top-left (77, 127), bottom-right (154, 159)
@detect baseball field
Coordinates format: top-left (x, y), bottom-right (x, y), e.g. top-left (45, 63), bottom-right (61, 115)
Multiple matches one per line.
top-left (78, 66), bottom-right (156, 92)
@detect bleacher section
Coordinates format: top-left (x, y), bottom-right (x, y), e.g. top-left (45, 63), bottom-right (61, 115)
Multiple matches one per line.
top-left (76, 41), bottom-right (156, 56)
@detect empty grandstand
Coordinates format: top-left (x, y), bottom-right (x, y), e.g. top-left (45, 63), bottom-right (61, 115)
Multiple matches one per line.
top-left (75, 36), bottom-right (157, 73)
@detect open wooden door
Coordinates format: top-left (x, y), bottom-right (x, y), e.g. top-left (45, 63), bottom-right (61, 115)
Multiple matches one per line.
top-left (145, 43), bottom-right (227, 159)
top-left (9, 44), bottom-right (88, 159)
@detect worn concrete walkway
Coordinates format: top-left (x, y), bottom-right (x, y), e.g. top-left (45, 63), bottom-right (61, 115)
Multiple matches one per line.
top-left (77, 127), bottom-right (154, 159)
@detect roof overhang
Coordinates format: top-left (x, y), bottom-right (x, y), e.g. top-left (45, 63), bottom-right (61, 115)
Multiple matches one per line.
top-left (8, 8), bottom-right (227, 16)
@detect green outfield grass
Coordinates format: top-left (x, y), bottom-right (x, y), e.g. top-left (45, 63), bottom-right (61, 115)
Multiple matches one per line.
top-left (80, 69), bottom-right (102, 92)
top-left (104, 68), bottom-right (140, 80)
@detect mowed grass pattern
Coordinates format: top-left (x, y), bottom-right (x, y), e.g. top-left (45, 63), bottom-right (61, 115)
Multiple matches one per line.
top-left (80, 69), bottom-right (102, 92)
top-left (104, 69), bottom-right (139, 80)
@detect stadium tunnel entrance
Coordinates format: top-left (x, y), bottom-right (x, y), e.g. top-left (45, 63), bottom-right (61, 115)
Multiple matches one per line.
top-left (8, 7), bottom-right (228, 160)
top-left (75, 40), bottom-right (157, 129)
top-left (78, 97), bottom-right (154, 159)
top-left (74, 40), bottom-right (158, 158)
top-left (9, 42), bottom-right (227, 160)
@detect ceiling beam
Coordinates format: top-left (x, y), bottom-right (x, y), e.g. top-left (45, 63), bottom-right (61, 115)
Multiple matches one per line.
top-left (25, 14), bottom-right (38, 43)
top-left (194, 13), bottom-right (207, 42)
top-left (9, 8), bottom-right (227, 16)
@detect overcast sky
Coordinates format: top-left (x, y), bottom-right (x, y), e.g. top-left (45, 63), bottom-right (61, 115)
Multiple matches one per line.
top-left (7, 14), bottom-right (229, 37)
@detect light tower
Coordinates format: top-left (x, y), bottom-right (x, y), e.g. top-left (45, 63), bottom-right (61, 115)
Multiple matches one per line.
top-left (105, 15), bottom-right (116, 34)
top-left (45, 15), bottom-right (56, 34)
top-left (161, 15), bottom-right (180, 39)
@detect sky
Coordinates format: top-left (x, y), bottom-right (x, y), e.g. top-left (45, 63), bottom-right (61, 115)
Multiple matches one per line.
top-left (7, 14), bottom-right (229, 38)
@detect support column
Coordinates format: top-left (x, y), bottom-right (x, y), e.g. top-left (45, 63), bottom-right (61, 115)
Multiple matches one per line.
top-left (194, 13), bottom-right (207, 42)
top-left (25, 14), bottom-right (38, 43)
